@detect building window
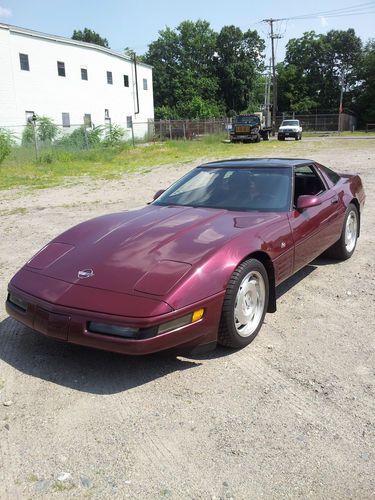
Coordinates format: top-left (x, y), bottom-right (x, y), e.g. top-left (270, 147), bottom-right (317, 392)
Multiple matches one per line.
top-left (126, 116), bottom-right (133, 129)
top-left (143, 78), bottom-right (148, 90)
top-left (57, 61), bottom-right (66, 77)
top-left (84, 114), bottom-right (92, 127)
top-left (62, 112), bottom-right (70, 128)
top-left (19, 53), bottom-right (29, 71)
top-left (81, 67), bottom-right (88, 80)
top-left (104, 109), bottom-right (109, 119)
top-left (107, 71), bottom-right (113, 84)
top-left (123, 74), bottom-right (129, 87)
top-left (25, 111), bottom-right (35, 123)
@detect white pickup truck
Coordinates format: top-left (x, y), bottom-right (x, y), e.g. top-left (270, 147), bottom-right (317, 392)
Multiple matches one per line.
top-left (277, 119), bottom-right (302, 141)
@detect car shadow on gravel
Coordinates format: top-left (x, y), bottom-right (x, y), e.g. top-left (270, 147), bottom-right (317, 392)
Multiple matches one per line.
top-left (0, 258), bottom-right (340, 393)
top-left (0, 317), bottom-right (201, 395)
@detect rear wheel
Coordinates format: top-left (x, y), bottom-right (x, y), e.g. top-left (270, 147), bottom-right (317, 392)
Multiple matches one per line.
top-left (325, 203), bottom-right (359, 260)
top-left (218, 259), bottom-right (269, 349)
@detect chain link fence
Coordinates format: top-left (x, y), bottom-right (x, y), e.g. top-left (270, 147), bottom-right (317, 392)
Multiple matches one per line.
top-left (276, 113), bottom-right (357, 132)
top-left (0, 113), bottom-right (359, 160)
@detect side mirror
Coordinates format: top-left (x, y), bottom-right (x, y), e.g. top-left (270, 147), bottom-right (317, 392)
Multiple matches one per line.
top-left (296, 195), bottom-right (322, 210)
top-left (153, 189), bottom-right (165, 201)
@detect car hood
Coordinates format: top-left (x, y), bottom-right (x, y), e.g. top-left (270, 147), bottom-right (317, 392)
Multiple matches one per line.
top-left (23, 205), bottom-right (280, 296)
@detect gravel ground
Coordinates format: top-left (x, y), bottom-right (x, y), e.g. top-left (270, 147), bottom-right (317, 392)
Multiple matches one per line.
top-left (0, 138), bottom-right (374, 499)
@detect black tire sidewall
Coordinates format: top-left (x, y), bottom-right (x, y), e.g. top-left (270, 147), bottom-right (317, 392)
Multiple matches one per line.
top-left (341, 204), bottom-right (359, 259)
top-left (220, 259), bottom-right (269, 348)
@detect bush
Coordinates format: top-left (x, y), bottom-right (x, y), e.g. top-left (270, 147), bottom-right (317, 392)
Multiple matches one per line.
top-left (37, 116), bottom-right (59, 143)
top-left (103, 124), bottom-right (126, 146)
top-left (0, 128), bottom-right (14, 164)
top-left (55, 125), bottom-right (103, 149)
top-left (21, 115), bottom-right (59, 145)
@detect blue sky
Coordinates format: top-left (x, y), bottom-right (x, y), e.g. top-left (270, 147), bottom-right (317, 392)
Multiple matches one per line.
top-left (0, 0), bottom-right (374, 61)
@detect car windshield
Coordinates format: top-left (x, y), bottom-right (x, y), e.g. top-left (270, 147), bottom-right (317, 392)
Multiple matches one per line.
top-left (235, 116), bottom-right (260, 125)
top-left (153, 167), bottom-right (292, 212)
top-left (281, 120), bottom-right (299, 126)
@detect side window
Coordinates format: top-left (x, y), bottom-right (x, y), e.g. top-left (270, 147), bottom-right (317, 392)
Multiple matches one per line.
top-left (57, 61), bottom-right (66, 77)
top-left (294, 164), bottom-right (326, 205)
top-left (84, 114), bottom-right (92, 127)
top-left (81, 67), bottom-right (88, 80)
top-left (62, 112), bottom-right (70, 128)
top-left (19, 53), bottom-right (30, 71)
top-left (319, 164), bottom-right (340, 185)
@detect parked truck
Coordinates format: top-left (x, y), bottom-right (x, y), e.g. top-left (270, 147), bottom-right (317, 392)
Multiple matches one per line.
top-left (230, 112), bottom-right (272, 143)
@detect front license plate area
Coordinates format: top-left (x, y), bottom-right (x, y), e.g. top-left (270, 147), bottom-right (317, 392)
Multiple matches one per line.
top-left (34, 308), bottom-right (69, 340)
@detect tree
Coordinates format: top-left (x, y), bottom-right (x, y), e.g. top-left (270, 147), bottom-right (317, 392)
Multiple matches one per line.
top-left (215, 26), bottom-right (265, 113)
top-left (144, 20), bottom-right (220, 118)
top-left (277, 29), bottom-right (362, 113)
top-left (0, 128), bottom-right (14, 164)
top-left (355, 40), bottom-right (375, 124)
top-left (144, 20), bottom-right (265, 118)
top-left (72, 28), bottom-right (109, 48)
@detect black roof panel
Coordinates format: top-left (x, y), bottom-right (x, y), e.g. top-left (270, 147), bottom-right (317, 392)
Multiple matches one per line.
top-left (199, 158), bottom-right (313, 168)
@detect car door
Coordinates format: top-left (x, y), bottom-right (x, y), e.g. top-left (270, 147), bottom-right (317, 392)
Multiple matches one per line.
top-left (288, 164), bottom-right (342, 273)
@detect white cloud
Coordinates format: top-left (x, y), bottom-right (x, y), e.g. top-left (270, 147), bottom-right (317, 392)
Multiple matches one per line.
top-left (0, 6), bottom-right (12, 18)
top-left (319, 16), bottom-right (328, 27)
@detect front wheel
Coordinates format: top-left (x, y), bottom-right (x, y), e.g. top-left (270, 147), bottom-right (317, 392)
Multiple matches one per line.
top-left (218, 259), bottom-right (269, 349)
top-left (325, 203), bottom-right (359, 260)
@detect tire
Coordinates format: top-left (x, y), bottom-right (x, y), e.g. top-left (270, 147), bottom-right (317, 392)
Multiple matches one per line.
top-left (263, 131), bottom-right (269, 141)
top-left (325, 203), bottom-right (359, 260)
top-left (218, 259), bottom-right (269, 349)
top-left (295, 135), bottom-right (299, 141)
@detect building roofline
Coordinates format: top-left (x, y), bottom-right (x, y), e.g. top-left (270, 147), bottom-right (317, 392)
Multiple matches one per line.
top-left (0, 22), bottom-right (152, 69)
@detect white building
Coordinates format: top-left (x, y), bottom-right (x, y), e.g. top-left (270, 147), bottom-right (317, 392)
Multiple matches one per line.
top-left (0, 23), bottom-right (154, 139)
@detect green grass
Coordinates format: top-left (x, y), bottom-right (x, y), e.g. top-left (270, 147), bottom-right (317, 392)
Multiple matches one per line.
top-left (0, 132), bottom-right (374, 191)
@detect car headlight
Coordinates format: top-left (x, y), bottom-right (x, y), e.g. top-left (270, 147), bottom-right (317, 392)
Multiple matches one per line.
top-left (88, 322), bottom-right (139, 338)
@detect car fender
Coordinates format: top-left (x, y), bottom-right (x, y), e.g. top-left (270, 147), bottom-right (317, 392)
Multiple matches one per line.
top-left (164, 233), bottom-right (273, 311)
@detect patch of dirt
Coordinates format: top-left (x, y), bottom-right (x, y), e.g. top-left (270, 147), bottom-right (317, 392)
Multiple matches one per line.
top-left (0, 139), bottom-right (374, 498)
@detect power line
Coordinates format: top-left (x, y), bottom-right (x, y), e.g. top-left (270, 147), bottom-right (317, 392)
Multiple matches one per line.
top-left (275, 1), bottom-right (375, 21)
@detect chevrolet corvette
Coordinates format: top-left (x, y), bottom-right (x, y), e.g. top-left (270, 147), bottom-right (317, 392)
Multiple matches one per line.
top-left (6, 158), bottom-right (365, 354)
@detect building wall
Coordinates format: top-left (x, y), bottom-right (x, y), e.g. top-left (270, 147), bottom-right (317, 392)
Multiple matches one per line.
top-left (0, 24), bottom-right (154, 138)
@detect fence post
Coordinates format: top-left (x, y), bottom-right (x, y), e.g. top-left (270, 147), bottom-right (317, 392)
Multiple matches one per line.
top-left (31, 117), bottom-right (39, 160)
top-left (83, 123), bottom-right (89, 149)
top-left (183, 121), bottom-right (186, 140)
top-left (169, 120), bottom-right (172, 140)
top-left (131, 119), bottom-right (135, 147)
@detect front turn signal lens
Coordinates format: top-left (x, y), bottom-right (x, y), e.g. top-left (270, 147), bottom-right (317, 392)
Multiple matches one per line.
top-left (158, 308), bottom-right (205, 335)
top-left (192, 308), bottom-right (204, 322)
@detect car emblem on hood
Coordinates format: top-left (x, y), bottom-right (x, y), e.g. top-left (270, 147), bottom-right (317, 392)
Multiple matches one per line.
top-left (78, 269), bottom-right (95, 279)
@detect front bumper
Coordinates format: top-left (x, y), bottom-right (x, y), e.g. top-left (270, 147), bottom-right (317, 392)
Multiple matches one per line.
top-left (6, 285), bottom-right (224, 355)
top-left (278, 130), bottom-right (299, 139)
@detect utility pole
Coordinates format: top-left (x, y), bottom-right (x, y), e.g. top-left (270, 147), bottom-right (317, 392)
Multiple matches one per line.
top-left (338, 72), bottom-right (345, 132)
top-left (262, 19), bottom-right (282, 135)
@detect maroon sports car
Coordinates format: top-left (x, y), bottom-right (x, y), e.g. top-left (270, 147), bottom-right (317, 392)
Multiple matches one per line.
top-left (6, 159), bottom-right (365, 355)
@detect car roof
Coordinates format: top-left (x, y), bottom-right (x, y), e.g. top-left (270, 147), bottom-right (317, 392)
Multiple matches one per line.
top-left (199, 158), bottom-right (313, 169)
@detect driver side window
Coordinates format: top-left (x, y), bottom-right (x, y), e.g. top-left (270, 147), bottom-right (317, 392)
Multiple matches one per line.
top-left (294, 165), bottom-right (326, 206)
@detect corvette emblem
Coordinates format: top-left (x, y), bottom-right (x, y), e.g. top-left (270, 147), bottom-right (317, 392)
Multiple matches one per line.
top-left (78, 269), bottom-right (94, 279)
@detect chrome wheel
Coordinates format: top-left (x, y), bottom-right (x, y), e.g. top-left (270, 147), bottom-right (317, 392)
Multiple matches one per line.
top-left (234, 271), bottom-right (266, 337)
top-left (345, 210), bottom-right (358, 253)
